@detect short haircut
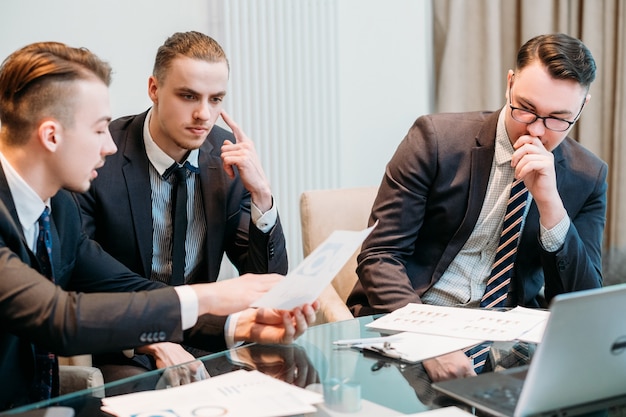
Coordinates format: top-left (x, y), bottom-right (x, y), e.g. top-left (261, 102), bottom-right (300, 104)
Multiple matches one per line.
top-left (516, 33), bottom-right (596, 90)
top-left (0, 41), bottom-right (112, 145)
top-left (152, 31), bottom-right (229, 82)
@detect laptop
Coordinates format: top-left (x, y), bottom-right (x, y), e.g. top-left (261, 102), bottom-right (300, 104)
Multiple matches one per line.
top-left (432, 284), bottom-right (626, 417)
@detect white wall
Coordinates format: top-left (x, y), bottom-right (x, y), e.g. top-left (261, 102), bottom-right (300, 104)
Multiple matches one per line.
top-left (337, 0), bottom-right (433, 188)
top-left (0, 0), bottom-right (214, 118)
top-left (1, 0), bottom-right (433, 268)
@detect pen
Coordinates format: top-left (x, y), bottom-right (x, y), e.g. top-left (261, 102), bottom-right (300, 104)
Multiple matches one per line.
top-left (333, 336), bottom-right (398, 346)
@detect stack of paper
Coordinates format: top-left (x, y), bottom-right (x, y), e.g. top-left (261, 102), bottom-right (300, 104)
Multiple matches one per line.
top-left (100, 369), bottom-right (323, 417)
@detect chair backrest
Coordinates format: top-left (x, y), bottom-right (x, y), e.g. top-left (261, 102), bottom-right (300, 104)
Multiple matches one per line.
top-left (299, 186), bottom-right (378, 324)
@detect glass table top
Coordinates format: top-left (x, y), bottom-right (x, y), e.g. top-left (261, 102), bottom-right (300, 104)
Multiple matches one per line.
top-left (3, 315), bottom-right (626, 417)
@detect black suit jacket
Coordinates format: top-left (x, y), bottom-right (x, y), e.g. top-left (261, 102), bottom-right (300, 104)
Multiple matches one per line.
top-left (77, 110), bottom-right (288, 281)
top-left (0, 167), bottom-right (183, 410)
top-left (348, 110), bottom-right (607, 315)
top-left (74, 110), bottom-right (288, 352)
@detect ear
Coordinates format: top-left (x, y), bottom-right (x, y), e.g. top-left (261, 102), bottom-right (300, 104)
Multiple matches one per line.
top-left (505, 70), bottom-right (514, 100)
top-left (584, 93), bottom-right (591, 106)
top-left (38, 119), bottom-right (62, 152)
top-left (148, 75), bottom-right (159, 104)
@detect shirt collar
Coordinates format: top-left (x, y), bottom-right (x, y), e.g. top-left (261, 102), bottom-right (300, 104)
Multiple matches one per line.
top-left (494, 106), bottom-right (516, 167)
top-left (143, 108), bottom-right (199, 176)
top-left (0, 152), bottom-right (49, 245)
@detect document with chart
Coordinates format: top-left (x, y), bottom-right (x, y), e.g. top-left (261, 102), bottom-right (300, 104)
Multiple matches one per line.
top-left (100, 369), bottom-right (323, 417)
top-left (366, 304), bottom-right (549, 342)
top-left (251, 223), bottom-right (376, 310)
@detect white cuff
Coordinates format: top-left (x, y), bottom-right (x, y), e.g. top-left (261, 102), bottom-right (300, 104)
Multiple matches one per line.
top-left (224, 312), bottom-right (245, 349)
top-left (174, 285), bottom-right (199, 330)
top-left (251, 198), bottom-right (277, 233)
top-left (540, 216), bottom-right (570, 252)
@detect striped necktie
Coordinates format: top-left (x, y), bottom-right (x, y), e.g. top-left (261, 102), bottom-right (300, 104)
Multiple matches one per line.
top-left (465, 179), bottom-right (529, 373)
top-left (32, 207), bottom-right (59, 401)
top-left (481, 178), bottom-right (528, 308)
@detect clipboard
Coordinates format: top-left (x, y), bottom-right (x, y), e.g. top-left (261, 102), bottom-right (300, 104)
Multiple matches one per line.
top-left (334, 332), bottom-right (482, 363)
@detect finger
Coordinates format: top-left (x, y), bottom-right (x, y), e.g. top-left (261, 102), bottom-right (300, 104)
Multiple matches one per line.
top-left (514, 154), bottom-right (544, 178)
top-left (167, 371), bottom-right (181, 387)
top-left (512, 143), bottom-right (541, 168)
top-left (302, 303), bottom-right (317, 325)
top-left (513, 134), bottom-right (537, 150)
top-left (291, 308), bottom-right (308, 340)
top-left (220, 110), bottom-right (250, 143)
top-left (282, 310), bottom-right (297, 343)
top-left (221, 139), bottom-right (236, 178)
top-left (179, 366), bottom-right (192, 385)
top-left (192, 364), bottom-right (210, 381)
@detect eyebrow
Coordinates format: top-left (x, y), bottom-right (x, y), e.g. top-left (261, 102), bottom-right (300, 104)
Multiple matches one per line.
top-left (176, 87), bottom-right (227, 98)
top-left (93, 116), bottom-right (112, 127)
top-left (516, 95), bottom-right (573, 117)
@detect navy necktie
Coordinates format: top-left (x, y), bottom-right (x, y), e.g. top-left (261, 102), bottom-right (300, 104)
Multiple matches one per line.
top-left (32, 207), bottom-right (59, 401)
top-left (165, 162), bottom-right (198, 286)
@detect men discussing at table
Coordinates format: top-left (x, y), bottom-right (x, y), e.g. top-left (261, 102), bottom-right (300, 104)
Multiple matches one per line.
top-left (0, 41), bottom-right (315, 411)
top-left (73, 31), bottom-right (301, 381)
top-left (348, 33), bottom-right (607, 381)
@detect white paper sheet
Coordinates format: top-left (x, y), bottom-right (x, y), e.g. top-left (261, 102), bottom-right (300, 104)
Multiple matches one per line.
top-left (366, 303), bottom-right (550, 342)
top-left (511, 306), bottom-right (550, 343)
top-left (251, 224), bottom-right (376, 310)
top-left (342, 332), bottom-right (482, 363)
top-left (100, 369), bottom-right (323, 417)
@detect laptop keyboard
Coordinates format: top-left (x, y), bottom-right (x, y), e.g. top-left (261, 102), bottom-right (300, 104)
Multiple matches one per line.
top-left (471, 384), bottom-right (521, 413)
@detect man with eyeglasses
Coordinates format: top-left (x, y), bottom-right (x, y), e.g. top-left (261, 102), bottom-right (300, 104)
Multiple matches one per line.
top-left (347, 33), bottom-right (606, 381)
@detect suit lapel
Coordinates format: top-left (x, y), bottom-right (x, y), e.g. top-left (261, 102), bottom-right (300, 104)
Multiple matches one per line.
top-left (197, 135), bottom-right (224, 281)
top-left (198, 135), bottom-right (226, 279)
top-left (433, 112), bottom-right (499, 279)
top-left (0, 165), bottom-right (46, 274)
top-left (121, 113), bottom-right (154, 277)
top-left (0, 165), bottom-right (24, 240)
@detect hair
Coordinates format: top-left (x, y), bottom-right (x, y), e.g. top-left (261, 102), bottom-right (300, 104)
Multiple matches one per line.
top-left (516, 33), bottom-right (596, 90)
top-left (0, 41), bottom-right (112, 146)
top-left (152, 31), bottom-right (229, 82)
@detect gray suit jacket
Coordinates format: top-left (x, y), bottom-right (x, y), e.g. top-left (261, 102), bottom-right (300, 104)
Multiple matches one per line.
top-left (348, 110), bottom-right (607, 316)
top-left (0, 167), bottom-right (182, 410)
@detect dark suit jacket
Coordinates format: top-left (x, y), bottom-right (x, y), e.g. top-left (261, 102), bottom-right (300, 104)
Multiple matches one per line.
top-left (74, 110), bottom-right (288, 352)
top-left (348, 110), bottom-right (607, 316)
top-left (0, 168), bottom-right (183, 410)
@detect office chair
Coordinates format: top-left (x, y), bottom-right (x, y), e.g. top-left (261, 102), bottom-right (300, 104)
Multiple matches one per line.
top-left (299, 186), bottom-right (378, 325)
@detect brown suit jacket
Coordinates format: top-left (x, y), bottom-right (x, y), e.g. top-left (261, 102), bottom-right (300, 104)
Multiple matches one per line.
top-left (348, 110), bottom-right (607, 316)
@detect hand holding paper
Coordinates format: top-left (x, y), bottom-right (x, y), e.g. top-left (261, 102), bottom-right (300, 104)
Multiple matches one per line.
top-left (251, 223), bottom-right (376, 310)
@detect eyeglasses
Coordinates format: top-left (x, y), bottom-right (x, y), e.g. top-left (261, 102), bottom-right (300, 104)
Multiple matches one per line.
top-left (508, 87), bottom-right (586, 132)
